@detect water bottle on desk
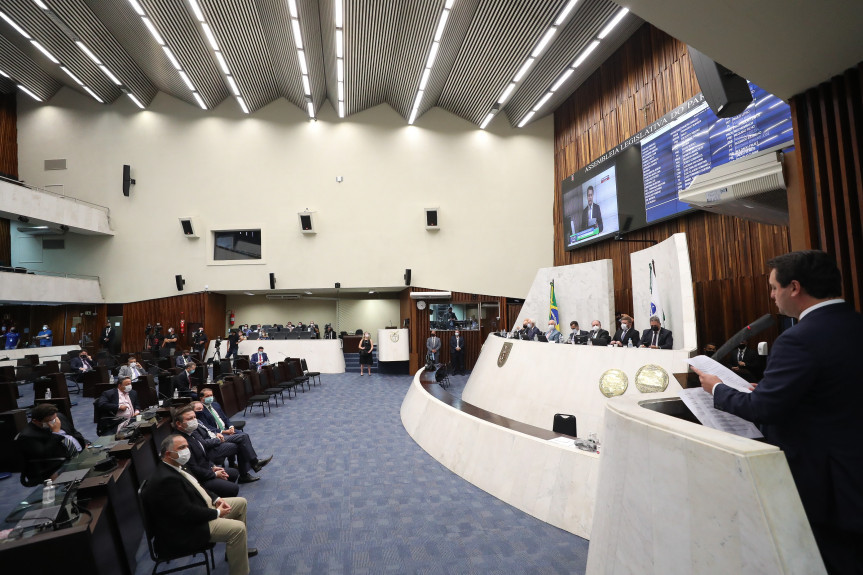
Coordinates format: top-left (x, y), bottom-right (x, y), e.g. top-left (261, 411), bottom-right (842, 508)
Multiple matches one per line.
top-left (627, 339), bottom-right (633, 348)
top-left (42, 479), bottom-right (55, 505)
top-left (173, 388), bottom-right (178, 399)
top-left (45, 388), bottom-right (51, 399)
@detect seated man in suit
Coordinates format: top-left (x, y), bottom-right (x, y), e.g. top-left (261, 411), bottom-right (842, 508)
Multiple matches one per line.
top-left (249, 347), bottom-right (269, 372)
top-left (544, 320), bottom-right (562, 343)
top-left (69, 349), bottom-right (95, 382)
top-left (117, 355), bottom-right (147, 382)
top-left (176, 349), bottom-right (195, 368)
top-left (142, 434), bottom-right (257, 575)
top-left (610, 314), bottom-right (640, 347)
top-left (95, 376), bottom-right (141, 435)
top-left (639, 316), bottom-right (674, 349)
top-left (172, 405), bottom-right (246, 496)
top-left (14, 404), bottom-right (79, 485)
top-left (172, 362), bottom-right (199, 398)
top-left (726, 339), bottom-right (764, 381)
top-left (522, 319), bottom-right (541, 341)
top-left (588, 320), bottom-right (611, 346)
top-left (193, 396), bottom-right (271, 475)
top-left (567, 321), bottom-right (588, 344)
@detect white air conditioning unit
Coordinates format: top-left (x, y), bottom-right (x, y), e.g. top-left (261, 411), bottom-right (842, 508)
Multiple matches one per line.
top-left (265, 294), bottom-right (302, 300)
top-left (409, 291), bottom-right (451, 299)
top-left (678, 150), bottom-right (788, 226)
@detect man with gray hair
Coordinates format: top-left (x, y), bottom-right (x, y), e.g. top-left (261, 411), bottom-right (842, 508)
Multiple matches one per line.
top-left (639, 315), bottom-right (673, 349)
top-left (142, 434), bottom-right (257, 575)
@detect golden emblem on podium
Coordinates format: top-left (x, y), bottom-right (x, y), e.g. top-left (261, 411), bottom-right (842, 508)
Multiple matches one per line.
top-left (389, 331), bottom-right (400, 343)
top-left (497, 342), bottom-right (513, 367)
top-left (599, 369), bottom-right (628, 397)
top-left (635, 364), bottom-right (669, 393)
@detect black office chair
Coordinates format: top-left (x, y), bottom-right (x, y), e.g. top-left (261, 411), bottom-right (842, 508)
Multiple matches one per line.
top-left (138, 479), bottom-right (215, 575)
top-left (553, 413), bottom-right (578, 437)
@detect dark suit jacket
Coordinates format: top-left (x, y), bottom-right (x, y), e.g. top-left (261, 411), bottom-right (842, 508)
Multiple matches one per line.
top-left (14, 422), bottom-right (74, 484)
top-left (612, 327), bottom-right (640, 347)
top-left (101, 327), bottom-right (115, 346)
top-left (250, 352), bottom-right (269, 367)
top-left (581, 202), bottom-right (603, 233)
top-left (173, 370), bottom-right (195, 393)
top-left (713, 302), bottom-right (863, 531)
top-left (141, 462), bottom-right (219, 555)
top-left (640, 327), bottom-right (673, 349)
top-left (726, 347), bottom-right (764, 380)
top-left (95, 388), bottom-right (140, 419)
top-left (449, 336), bottom-right (465, 352)
top-left (567, 329), bottom-right (588, 344)
top-left (197, 401), bottom-right (235, 433)
top-left (589, 329), bottom-right (611, 346)
top-left (522, 326), bottom-right (541, 340)
top-left (178, 427), bottom-right (223, 482)
top-left (69, 356), bottom-right (94, 371)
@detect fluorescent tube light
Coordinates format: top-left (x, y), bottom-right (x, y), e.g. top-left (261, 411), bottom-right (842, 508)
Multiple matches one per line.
top-left (598, 8), bottom-right (628, 39)
top-left (433, 10), bottom-right (449, 42)
top-left (419, 68), bottom-right (431, 91)
top-left (550, 68), bottom-right (574, 92)
top-left (513, 58), bottom-right (534, 82)
top-left (302, 75), bottom-right (311, 96)
top-left (202, 23), bottom-right (219, 50)
top-left (127, 93), bottom-right (145, 108)
top-left (142, 18), bottom-right (165, 45)
top-left (0, 12), bottom-right (31, 39)
top-left (237, 97), bottom-right (249, 114)
top-left (127, 0), bottom-right (145, 16)
top-left (297, 50), bottom-right (308, 75)
top-left (60, 66), bottom-right (84, 86)
top-left (480, 113), bottom-right (494, 129)
top-left (31, 41), bottom-right (60, 63)
top-left (188, 0), bottom-right (205, 22)
top-left (338, 100), bottom-right (344, 118)
top-left (334, 0), bottom-right (343, 28)
top-left (425, 42), bottom-right (439, 69)
top-left (163, 46), bottom-right (182, 70)
top-left (573, 40), bottom-right (599, 67)
top-left (215, 51), bottom-right (230, 74)
top-left (226, 75), bottom-right (240, 96)
top-left (555, 0), bottom-right (579, 25)
top-left (533, 92), bottom-right (553, 111)
top-left (76, 41), bottom-right (102, 65)
top-left (178, 70), bottom-right (195, 90)
top-left (531, 28), bottom-right (556, 58)
top-left (193, 92), bottom-right (206, 109)
top-left (291, 19), bottom-right (303, 49)
top-left (83, 86), bottom-right (104, 103)
top-left (18, 85), bottom-right (42, 101)
top-left (497, 83), bottom-right (515, 104)
top-left (518, 111), bottom-right (535, 128)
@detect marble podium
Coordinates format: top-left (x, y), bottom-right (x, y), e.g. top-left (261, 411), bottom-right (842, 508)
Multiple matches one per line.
top-left (377, 328), bottom-right (409, 362)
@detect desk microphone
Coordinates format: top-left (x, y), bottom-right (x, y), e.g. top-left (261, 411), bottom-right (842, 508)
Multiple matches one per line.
top-left (713, 314), bottom-right (774, 363)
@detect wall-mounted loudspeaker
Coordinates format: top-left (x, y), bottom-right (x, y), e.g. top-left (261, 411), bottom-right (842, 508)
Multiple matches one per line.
top-left (334, 282), bottom-right (341, 289)
top-left (688, 47), bottom-right (752, 118)
top-left (425, 208), bottom-right (439, 230)
top-left (179, 217), bottom-right (198, 238)
top-left (175, 275), bottom-right (185, 291)
top-left (404, 268), bottom-right (411, 286)
top-left (269, 273), bottom-right (276, 290)
top-left (122, 165), bottom-right (136, 197)
top-left (298, 211), bottom-right (316, 234)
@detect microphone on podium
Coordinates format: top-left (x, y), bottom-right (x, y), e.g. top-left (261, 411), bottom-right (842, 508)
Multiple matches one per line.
top-left (713, 314), bottom-right (775, 363)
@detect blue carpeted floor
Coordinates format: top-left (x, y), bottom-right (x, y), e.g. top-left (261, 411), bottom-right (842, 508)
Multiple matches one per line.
top-left (1, 372), bottom-right (589, 574)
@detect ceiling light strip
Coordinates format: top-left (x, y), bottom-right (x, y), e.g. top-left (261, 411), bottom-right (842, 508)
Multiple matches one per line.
top-left (517, 8), bottom-right (630, 128)
top-left (288, 4), bottom-right (313, 119)
top-left (483, 0), bottom-right (583, 129)
top-left (126, 0), bottom-right (206, 109)
top-left (0, 66), bottom-right (43, 101)
top-left (335, 0), bottom-right (344, 117)
top-left (2, 7), bottom-right (116, 105)
top-left (408, 0), bottom-right (456, 125)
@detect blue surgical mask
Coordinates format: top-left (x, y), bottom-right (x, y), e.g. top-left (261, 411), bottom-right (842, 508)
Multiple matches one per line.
top-left (204, 396), bottom-right (214, 405)
top-left (190, 369), bottom-right (196, 374)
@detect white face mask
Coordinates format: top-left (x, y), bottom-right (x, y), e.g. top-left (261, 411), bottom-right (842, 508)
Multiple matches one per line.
top-left (42, 417), bottom-right (57, 430)
top-left (592, 325), bottom-right (600, 332)
top-left (455, 332), bottom-right (460, 337)
top-left (621, 323), bottom-right (628, 330)
top-left (124, 385), bottom-right (132, 393)
top-left (43, 326), bottom-right (48, 330)
top-left (184, 419), bottom-right (199, 432)
top-left (528, 323), bottom-right (534, 328)
top-left (174, 449), bottom-right (191, 466)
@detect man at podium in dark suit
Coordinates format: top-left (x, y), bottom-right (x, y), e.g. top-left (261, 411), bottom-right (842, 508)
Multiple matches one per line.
top-left (639, 316), bottom-right (673, 349)
top-left (695, 250), bottom-right (863, 574)
top-left (580, 186), bottom-right (603, 233)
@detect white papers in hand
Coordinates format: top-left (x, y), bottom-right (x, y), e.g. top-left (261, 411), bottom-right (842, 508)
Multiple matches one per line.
top-left (687, 355), bottom-right (753, 393)
top-left (678, 388), bottom-right (763, 439)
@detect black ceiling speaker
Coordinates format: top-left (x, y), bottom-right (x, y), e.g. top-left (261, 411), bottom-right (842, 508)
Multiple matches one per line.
top-left (175, 275), bottom-right (185, 291)
top-left (404, 269), bottom-right (411, 286)
top-left (123, 164), bottom-right (136, 197)
top-left (269, 273), bottom-right (276, 290)
top-left (688, 46), bottom-right (752, 118)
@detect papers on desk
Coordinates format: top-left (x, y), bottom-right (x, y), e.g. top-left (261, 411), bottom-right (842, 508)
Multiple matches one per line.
top-left (679, 355), bottom-right (763, 439)
top-left (547, 436), bottom-right (576, 447)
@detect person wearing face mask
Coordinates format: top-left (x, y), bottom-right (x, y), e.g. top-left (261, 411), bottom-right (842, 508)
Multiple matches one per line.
top-left (141, 434), bottom-right (257, 575)
top-left (172, 405), bottom-right (251, 493)
top-left (14, 404), bottom-right (80, 485)
top-left (544, 320), bottom-right (562, 343)
top-left (2, 326), bottom-right (20, 350)
top-left (35, 324), bottom-right (53, 347)
top-left (588, 320), bottom-right (611, 346)
top-left (308, 321), bottom-right (320, 339)
top-left (639, 316), bottom-right (674, 349)
top-left (726, 339), bottom-right (764, 381)
top-left (118, 355), bottom-right (146, 382)
top-left (702, 343), bottom-right (717, 357)
top-left (193, 396), bottom-right (271, 476)
top-left (101, 321), bottom-right (115, 351)
top-left (522, 319), bottom-right (541, 341)
top-left (96, 376), bottom-right (141, 435)
top-left (426, 329), bottom-right (441, 364)
top-left (450, 330), bottom-right (467, 374)
top-left (176, 349), bottom-right (194, 368)
top-left (567, 321), bottom-right (588, 344)
top-left (168, 362), bottom-right (199, 400)
top-left (162, 326), bottom-right (179, 355)
top-left (359, 332), bottom-right (375, 375)
top-left (610, 315), bottom-right (639, 347)
top-left (192, 326), bottom-right (208, 357)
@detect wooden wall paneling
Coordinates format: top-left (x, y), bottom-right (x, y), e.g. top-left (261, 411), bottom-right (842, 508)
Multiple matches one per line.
top-left (0, 92), bottom-right (17, 179)
top-left (0, 218), bottom-right (10, 267)
top-left (121, 293), bottom-right (210, 353)
top-left (553, 23), bottom-right (793, 350)
top-left (204, 292), bottom-right (227, 342)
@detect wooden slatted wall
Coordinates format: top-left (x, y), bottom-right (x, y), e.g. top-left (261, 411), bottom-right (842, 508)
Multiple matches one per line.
top-left (0, 218), bottom-right (10, 267)
top-left (789, 64), bottom-right (863, 311)
top-left (0, 92), bottom-right (16, 180)
top-left (553, 24), bottom-right (791, 348)
top-left (121, 292), bottom-right (226, 353)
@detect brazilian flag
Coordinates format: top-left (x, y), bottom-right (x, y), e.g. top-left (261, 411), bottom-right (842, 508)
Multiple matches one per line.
top-left (549, 281), bottom-right (560, 331)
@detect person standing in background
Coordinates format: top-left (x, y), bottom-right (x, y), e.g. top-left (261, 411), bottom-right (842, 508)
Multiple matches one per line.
top-left (427, 329), bottom-right (441, 363)
top-left (450, 330), bottom-right (466, 374)
top-left (358, 332), bottom-right (374, 376)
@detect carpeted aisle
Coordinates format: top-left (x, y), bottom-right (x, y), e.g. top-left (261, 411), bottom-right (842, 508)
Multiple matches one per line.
top-left (2, 372), bottom-right (589, 574)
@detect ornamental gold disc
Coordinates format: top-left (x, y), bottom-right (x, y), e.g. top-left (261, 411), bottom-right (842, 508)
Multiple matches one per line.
top-left (599, 369), bottom-right (628, 397)
top-left (634, 364), bottom-right (669, 393)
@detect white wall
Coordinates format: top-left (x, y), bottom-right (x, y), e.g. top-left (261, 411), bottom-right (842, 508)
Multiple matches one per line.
top-left (15, 88), bottom-right (554, 303)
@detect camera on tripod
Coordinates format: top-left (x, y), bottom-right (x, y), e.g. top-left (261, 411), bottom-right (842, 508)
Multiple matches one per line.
top-left (145, 324), bottom-right (152, 336)
top-left (214, 337), bottom-right (222, 349)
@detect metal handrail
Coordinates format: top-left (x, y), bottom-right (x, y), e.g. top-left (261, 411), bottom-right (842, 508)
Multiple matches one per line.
top-left (0, 266), bottom-right (100, 281)
top-left (0, 175), bottom-right (111, 216)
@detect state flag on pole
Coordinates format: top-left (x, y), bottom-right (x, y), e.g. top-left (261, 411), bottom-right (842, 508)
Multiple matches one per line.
top-left (649, 260), bottom-right (665, 323)
top-left (549, 281), bottom-right (560, 331)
